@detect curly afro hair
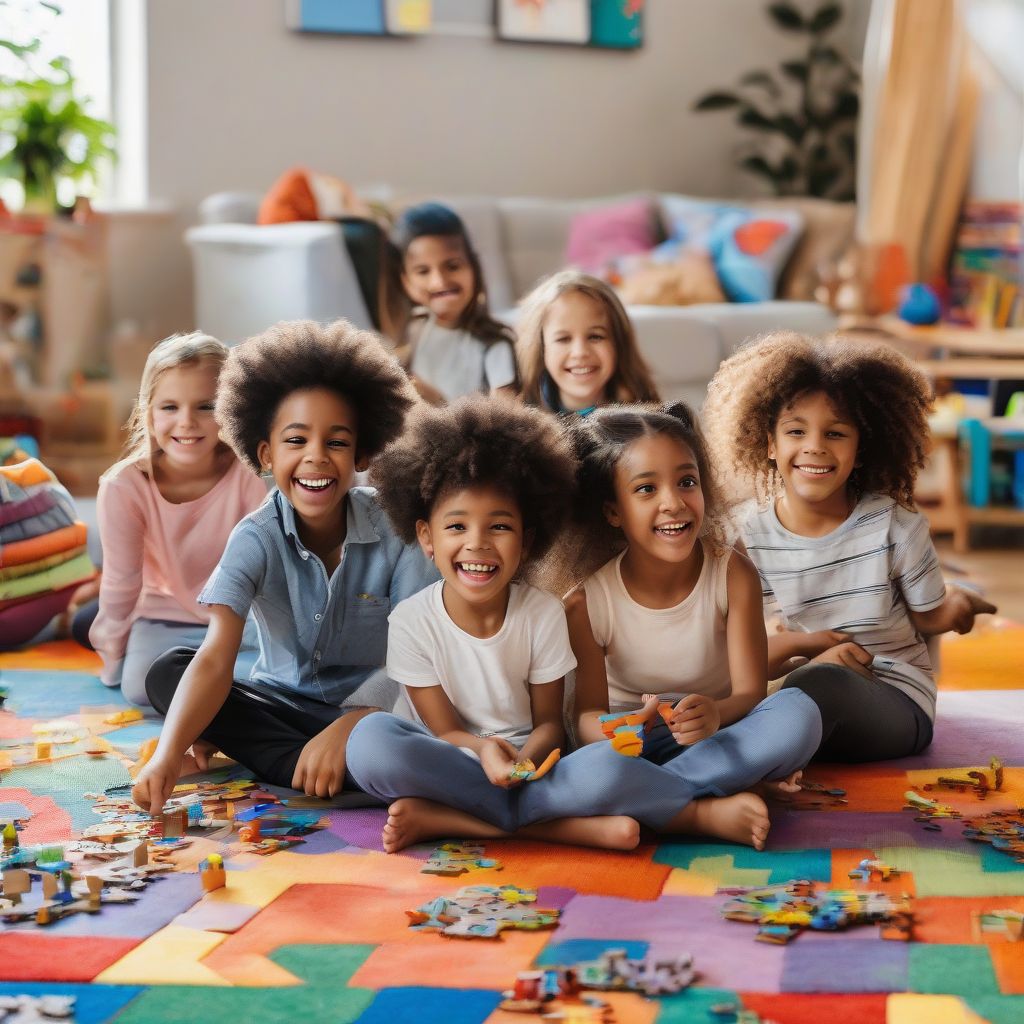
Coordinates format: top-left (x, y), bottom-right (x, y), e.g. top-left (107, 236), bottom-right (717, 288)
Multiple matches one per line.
top-left (533, 402), bottom-right (727, 597)
top-left (216, 319), bottom-right (417, 472)
top-left (702, 331), bottom-right (933, 507)
top-left (369, 395), bottom-right (575, 566)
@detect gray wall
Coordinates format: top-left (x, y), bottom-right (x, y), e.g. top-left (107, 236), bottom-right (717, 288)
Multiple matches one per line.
top-left (136, 0), bottom-right (869, 332)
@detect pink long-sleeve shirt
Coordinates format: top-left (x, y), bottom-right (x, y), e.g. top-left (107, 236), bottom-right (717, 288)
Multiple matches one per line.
top-left (89, 457), bottom-right (268, 679)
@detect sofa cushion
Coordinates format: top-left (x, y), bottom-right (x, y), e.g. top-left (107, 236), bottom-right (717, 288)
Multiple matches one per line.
top-left (658, 196), bottom-right (804, 303)
top-left (565, 197), bottom-right (657, 274)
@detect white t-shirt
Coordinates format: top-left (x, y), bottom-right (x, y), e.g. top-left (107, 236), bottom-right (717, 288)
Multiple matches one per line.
top-left (409, 316), bottom-right (516, 402)
top-left (739, 493), bottom-right (945, 720)
top-left (388, 581), bottom-right (577, 749)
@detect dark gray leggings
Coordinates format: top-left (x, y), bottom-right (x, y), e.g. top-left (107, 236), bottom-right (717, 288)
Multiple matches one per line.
top-left (782, 662), bottom-right (933, 762)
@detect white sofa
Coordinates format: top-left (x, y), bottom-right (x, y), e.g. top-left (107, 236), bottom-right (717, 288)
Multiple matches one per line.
top-left (186, 191), bottom-right (848, 409)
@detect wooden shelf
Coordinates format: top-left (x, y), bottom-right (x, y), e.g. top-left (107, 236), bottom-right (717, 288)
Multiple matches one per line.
top-left (915, 359), bottom-right (1024, 380)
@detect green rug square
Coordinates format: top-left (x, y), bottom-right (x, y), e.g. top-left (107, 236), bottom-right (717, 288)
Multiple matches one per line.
top-left (908, 944), bottom-right (999, 997)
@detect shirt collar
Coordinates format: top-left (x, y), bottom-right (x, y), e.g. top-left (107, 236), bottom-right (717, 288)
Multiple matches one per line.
top-left (275, 487), bottom-right (380, 551)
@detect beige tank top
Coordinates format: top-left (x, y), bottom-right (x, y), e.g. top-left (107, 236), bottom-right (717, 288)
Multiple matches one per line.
top-left (582, 541), bottom-right (733, 710)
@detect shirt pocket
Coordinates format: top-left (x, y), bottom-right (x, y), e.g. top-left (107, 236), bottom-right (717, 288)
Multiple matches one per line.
top-left (343, 596), bottom-right (392, 666)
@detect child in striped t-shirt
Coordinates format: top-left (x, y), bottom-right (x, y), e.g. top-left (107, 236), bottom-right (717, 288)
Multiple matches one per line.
top-left (703, 333), bottom-right (996, 761)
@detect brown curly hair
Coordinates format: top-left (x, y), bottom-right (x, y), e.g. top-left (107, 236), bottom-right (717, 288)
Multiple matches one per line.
top-left (369, 394), bottom-right (575, 565)
top-left (534, 402), bottom-right (728, 597)
top-left (216, 319), bottom-right (417, 473)
top-left (702, 331), bottom-right (933, 508)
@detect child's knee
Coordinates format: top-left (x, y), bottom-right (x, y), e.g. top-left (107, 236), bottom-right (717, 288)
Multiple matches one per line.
top-left (144, 646), bottom-right (196, 715)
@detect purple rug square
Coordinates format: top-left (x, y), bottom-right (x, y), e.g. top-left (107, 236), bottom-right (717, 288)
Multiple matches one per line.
top-left (768, 810), bottom-right (974, 853)
top-left (781, 937), bottom-right (909, 993)
top-left (537, 886), bottom-right (577, 911)
top-left (902, 692), bottom-right (1024, 768)
top-left (327, 807), bottom-right (390, 852)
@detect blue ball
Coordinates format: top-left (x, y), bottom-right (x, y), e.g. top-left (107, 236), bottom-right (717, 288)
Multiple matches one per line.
top-left (898, 283), bottom-right (941, 325)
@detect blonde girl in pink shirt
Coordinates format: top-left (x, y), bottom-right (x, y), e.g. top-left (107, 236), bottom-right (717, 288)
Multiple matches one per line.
top-left (86, 333), bottom-right (267, 703)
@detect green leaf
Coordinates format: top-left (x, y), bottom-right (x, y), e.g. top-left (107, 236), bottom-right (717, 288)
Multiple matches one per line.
top-left (809, 4), bottom-right (842, 33)
top-left (767, 3), bottom-right (805, 31)
top-left (782, 60), bottom-right (808, 82)
top-left (694, 91), bottom-right (741, 111)
top-left (740, 70), bottom-right (781, 98)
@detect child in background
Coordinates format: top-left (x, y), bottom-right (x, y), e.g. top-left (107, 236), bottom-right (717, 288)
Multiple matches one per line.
top-left (344, 396), bottom-right (640, 852)
top-left (88, 333), bottom-right (267, 704)
top-left (131, 320), bottom-right (435, 816)
top-left (703, 333), bottom-right (996, 761)
top-left (380, 202), bottom-right (517, 403)
top-left (555, 404), bottom-right (821, 848)
top-left (516, 270), bottom-right (659, 416)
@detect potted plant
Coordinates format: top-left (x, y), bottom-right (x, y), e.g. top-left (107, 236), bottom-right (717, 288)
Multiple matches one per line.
top-left (0, 3), bottom-right (115, 213)
top-left (693, 2), bottom-right (860, 200)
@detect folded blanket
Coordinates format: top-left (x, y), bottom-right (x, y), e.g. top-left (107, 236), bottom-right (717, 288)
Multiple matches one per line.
top-left (0, 545), bottom-right (88, 582)
top-left (0, 521), bottom-right (88, 568)
top-left (0, 583), bottom-right (79, 650)
top-left (0, 551), bottom-right (95, 602)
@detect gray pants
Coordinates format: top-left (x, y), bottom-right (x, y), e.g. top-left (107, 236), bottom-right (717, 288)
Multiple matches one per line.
top-left (345, 687), bottom-right (822, 833)
top-left (112, 617), bottom-right (259, 706)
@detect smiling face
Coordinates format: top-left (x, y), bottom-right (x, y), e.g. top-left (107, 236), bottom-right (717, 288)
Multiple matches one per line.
top-left (401, 234), bottom-right (477, 327)
top-left (256, 388), bottom-right (362, 530)
top-left (769, 390), bottom-right (860, 517)
top-left (149, 361), bottom-right (222, 471)
top-left (606, 433), bottom-right (705, 566)
top-left (541, 290), bottom-right (617, 412)
top-left (416, 485), bottom-right (525, 614)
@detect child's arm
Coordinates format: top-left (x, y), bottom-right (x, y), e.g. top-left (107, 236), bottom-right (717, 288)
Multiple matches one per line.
top-left (565, 589), bottom-right (612, 746)
top-left (131, 605), bottom-right (243, 815)
top-left (405, 685), bottom-right (520, 788)
top-left (907, 583), bottom-right (996, 636)
top-left (90, 473), bottom-right (146, 685)
top-left (519, 679), bottom-right (565, 766)
top-left (670, 552), bottom-right (766, 743)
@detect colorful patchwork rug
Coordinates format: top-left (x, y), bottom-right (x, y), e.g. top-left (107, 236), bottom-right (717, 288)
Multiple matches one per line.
top-left (1, 622), bottom-right (1023, 1024)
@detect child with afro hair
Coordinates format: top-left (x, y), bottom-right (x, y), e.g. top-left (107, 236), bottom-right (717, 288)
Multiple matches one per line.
top-left (703, 332), bottom-right (996, 762)
top-left (343, 395), bottom-right (642, 852)
top-left (133, 319), bottom-right (437, 816)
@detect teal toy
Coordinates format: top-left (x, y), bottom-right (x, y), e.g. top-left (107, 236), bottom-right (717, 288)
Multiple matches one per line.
top-left (898, 283), bottom-right (941, 325)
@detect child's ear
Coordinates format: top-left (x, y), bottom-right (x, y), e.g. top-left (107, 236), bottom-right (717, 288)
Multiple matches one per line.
top-left (415, 519), bottom-right (434, 561)
top-left (355, 453), bottom-right (370, 473)
top-left (767, 434), bottom-right (777, 461)
top-left (603, 501), bottom-right (622, 528)
top-left (256, 440), bottom-right (271, 473)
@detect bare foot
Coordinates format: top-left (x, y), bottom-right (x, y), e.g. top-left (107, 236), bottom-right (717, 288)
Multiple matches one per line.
top-left (757, 769), bottom-right (803, 800)
top-left (521, 815), bottom-right (640, 851)
top-left (663, 792), bottom-right (771, 850)
top-left (189, 739), bottom-right (219, 772)
top-left (383, 798), bottom-right (509, 853)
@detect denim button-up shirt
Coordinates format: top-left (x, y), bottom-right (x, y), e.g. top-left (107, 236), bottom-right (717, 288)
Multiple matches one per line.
top-left (199, 487), bottom-right (437, 705)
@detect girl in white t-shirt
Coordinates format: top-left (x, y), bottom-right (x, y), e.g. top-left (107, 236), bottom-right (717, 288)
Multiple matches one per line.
top-left (344, 395), bottom-right (641, 852)
top-left (380, 203), bottom-right (518, 403)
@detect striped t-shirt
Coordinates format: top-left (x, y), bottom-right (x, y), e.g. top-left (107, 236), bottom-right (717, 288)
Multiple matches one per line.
top-left (739, 493), bottom-right (945, 720)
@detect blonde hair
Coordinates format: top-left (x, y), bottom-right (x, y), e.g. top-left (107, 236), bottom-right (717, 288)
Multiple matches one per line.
top-left (104, 331), bottom-right (229, 480)
top-left (515, 270), bottom-right (660, 411)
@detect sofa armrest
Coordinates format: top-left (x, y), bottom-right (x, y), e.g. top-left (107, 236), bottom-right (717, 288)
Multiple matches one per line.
top-left (185, 222), bottom-right (371, 344)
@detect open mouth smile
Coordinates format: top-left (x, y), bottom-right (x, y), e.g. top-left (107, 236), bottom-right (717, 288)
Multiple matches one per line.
top-left (172, 436), bottom-right (203, 446)
top-left (294, 476), bottom-right (336, 493)
top-left (455, 561), bottom-right (499, 583)
top-left (653, 521), bottom-right (693, 538)
top-left (795, 465), bottom-right (836, 476)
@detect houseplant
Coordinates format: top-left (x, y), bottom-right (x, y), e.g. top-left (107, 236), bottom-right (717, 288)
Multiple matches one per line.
top-left (693, 2), bottom-right (860, 200)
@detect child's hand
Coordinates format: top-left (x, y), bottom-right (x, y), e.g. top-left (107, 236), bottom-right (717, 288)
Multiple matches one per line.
top-left (669, 694), bottom-right (721, 746)
top-left (811, 640), bottom-right (874, 680)
top-left (796, 629), bottom-right (852, 658)
top-left (132, 755), bottom-right (180, 816)
top-left (480, 737), bottom-right (520, 788)
top-left (946, 585), bottom-right (997, 634)
top-left (292, 719), bottom-right (348, 798)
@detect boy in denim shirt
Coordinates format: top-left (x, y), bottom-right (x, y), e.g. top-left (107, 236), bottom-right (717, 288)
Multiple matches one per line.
top-left (132, 320), bottom-right (436, 815)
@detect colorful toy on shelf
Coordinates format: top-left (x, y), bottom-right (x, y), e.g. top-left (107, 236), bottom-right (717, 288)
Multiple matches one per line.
top-left (721, 880), bottom-right (913, 944)
top-left (922, 757), bottom-right (1004, 799)
top-left (898, 282), bottom-right (942, 325)
top-left (407, 884), bottom-right (560, 939)
top-left (422, 842), bottom-right (502, 876)
top-left (200, 853), bottom-right (226, 892)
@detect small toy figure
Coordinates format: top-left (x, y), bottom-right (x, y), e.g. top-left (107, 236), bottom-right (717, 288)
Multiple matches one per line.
top-left (2, 823), bottom-right (19, 851)
top-left (598, 701), bottom-right (675, 757)
top-left (200, 853), bottom-right (226, 892)
top-left (33, 740), bottom-right (51, 760)
top-left (848, 858), bottom-right (901, 883)
top-left (508, 748), bottom-right (561, 783)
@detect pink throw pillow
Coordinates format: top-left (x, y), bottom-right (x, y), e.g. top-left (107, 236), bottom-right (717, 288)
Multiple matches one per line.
top-left (565, 199), bottom-right (656, 274)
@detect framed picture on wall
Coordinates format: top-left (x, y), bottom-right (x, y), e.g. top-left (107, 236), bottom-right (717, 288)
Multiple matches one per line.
top-left (495, 0), bottom-right (642, 49)
top-left (287, 0), bottom-right (431, 37)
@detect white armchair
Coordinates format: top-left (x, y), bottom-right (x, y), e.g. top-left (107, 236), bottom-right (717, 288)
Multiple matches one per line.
top-left (185, 192), bottom-right (371, 345)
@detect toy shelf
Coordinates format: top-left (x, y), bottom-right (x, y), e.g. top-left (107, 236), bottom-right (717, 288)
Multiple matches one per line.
top-left (959, 418), bottom-right (1024, 526)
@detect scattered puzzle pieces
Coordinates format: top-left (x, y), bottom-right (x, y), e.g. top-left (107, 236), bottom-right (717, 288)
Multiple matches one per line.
top-left (962, 807), bottom-right (1024, 863)
top-left (421, 842), bottom-right (502, 876)
top-left (848, 858), bottom-right (901, 883)
top-left (407, 884), bottom-right (559, 939)
top-left (923, 757), bottom-right (1004, 799)
top-left (0, 994), bottom-right (75, 1022)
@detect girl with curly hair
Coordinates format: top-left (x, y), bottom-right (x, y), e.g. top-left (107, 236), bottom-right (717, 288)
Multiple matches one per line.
top-left (703, 332), bottom-right (995, 762)
top-left (132, 319), bottom-right (437, 817)
top-left (344, 395), bottom-right (640, 852)
top-left (516, 270), bottom-right (659, 415)
top-left (558, 403), bottom-right (822, 848)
